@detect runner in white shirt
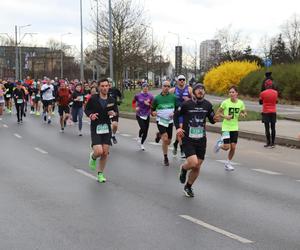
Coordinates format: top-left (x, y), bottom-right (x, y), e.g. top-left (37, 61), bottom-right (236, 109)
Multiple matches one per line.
top-left (41, 79), bottom-right (55, 124)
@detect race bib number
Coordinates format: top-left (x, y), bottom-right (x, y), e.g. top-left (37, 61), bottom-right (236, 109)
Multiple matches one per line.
top-left (96, 124), bottom-right (109, 134)
top-left (139, 115), bottom-right (148, 120)
top-left (17, 99), bottom-right (23, 104)
top-left (189, 126), bottom-right (204, 139)
top-left (79, 96), bottom-right (84, 102)
top-left (36, 94), bottom-right (40, 98)
top-left (158, 117), bottom-right (170, 127)
top-left (222, 131), bottom-right (230, 139)
top-left (6, 94), bottom-right (11, 98)
top-left (32, 96), bottom-right (35, 100)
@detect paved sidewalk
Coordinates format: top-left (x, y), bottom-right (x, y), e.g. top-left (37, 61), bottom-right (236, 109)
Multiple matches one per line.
top-left (120, 112), bottom-right (300, 148)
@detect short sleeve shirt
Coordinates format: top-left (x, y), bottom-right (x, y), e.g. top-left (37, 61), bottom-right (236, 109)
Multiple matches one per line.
top-left (221, 98), bottom-right (245, 131)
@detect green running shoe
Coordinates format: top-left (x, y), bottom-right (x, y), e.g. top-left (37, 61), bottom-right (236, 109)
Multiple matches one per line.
top-left (89, 152), bottom-right (97, 171)
top-left (97, 172), bottom-right (106, 183)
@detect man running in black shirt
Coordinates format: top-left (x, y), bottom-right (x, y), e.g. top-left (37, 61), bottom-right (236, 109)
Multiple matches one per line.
top-left (175, 83), bottom-right (219, 197)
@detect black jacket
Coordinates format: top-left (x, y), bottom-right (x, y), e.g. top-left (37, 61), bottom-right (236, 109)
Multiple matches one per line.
top-left (84, 94), bottom-right (118, 128)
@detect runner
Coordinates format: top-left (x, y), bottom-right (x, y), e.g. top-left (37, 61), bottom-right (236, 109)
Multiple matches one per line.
top-left (71, 84), bottom-right (84, 136)
top-left (85, 78), bottom-right (118, 183)
top-left (57, 80), bottom-right (71, 133)
top-left (132, 82), bottom-right (154, 151)
top-left (169, 74), bottom-right (193, 158)
top-left (108, 78), bottom-right (122, 144)
top-left (176, 83), bottom-right (218, 197)
top-left (152, 80), bottom-right (178, 166)
top-left (13, 81), bottom-right (26, 124)
top-left (214, 86), bottom-right (247, 171)
top-left (0, 82), bottom-right (5, 116)
top-left (41, 78), bottom-right (55, 124)
top-left (4, 80), bottom-right (14, 114)
top-left (32, 81), bottom-right (41, 116)
top-left (259, 79), bottom-right (278, 148)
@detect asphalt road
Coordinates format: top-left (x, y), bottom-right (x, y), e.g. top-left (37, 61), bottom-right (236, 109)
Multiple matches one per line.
top-left (151, 89), bottom-right (300, 119)
top-left (1, 114), bottom-right (300, 250)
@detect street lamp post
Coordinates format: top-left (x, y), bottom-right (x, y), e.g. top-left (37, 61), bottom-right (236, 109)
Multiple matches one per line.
top-left (80, 0), bottom-right (84, 82)
top-left (18, 24), bottom-right (31, 80)
top-left (94, 0), bottom-right (100, 81)
top-left (108, 0), bottom-right (113, 82)
top-left (142, 24), bottom-right (154, 83)
top-left (186, 37), bottom-right (197, 80)
top-left (60, 32), bottom-right (72, 79)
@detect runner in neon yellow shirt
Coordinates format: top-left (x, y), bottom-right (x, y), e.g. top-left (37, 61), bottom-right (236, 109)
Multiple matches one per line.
top-left (214, 86), bottom-right (247, 171)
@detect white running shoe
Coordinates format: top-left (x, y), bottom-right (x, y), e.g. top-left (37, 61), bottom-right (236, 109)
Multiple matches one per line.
top-left (214, 138), bottom-right (223, 153)
top-left (225, 163), bottom-right (235, 171)
top-left (140, 144), bottom-right (145, 151)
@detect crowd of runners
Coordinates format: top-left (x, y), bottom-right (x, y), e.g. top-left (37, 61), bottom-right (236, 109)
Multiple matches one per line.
top-left (2, 73), bottom-right (287, 198)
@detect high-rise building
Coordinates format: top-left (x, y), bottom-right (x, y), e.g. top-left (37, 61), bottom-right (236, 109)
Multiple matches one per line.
top-left (199, 40), bottom-right (221, 72)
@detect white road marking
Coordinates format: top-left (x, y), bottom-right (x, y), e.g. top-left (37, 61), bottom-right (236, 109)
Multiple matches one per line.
top-left (120, 133), bottom-right (131, 137)
top-left (0, 117), bottom-right (2, 121)
top-left (75, 169), bottom-right (98, 181)
top-left (34, 147), bottom-right (48, 154)
top-left (148, 142), bottom-right (161, 146)
top-left (296, 180), bottom-right (300, 182)
top-left (252, 169), bottom-right (282, 175)
top-left (3, 124), bottom-right (8, 128)
top-left (179, 215), bottom-right (253, 244)
top-left (14, 133), bottom-right (22, 139)
top-left (216, 160), bottom-right (240, 166)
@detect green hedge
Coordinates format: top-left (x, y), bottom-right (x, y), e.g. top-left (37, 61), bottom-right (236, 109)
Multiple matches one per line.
top-left (239, 63), bottom-right (300, 102)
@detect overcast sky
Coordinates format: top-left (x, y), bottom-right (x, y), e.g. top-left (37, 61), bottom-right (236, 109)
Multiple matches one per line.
top-left (1, 0), bottom-right (299, 59)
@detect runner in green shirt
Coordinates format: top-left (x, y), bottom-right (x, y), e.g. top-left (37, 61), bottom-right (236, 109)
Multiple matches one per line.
top-left (214, 86), bottom-right (247, 171)
top-left (152, 80), bottom-right (178, 166)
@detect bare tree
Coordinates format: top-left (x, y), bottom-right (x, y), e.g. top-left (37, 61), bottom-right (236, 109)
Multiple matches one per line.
top-left (90, 0), bottom-right (153, 86)
top-left (281, 14), bottom-right (300, 60)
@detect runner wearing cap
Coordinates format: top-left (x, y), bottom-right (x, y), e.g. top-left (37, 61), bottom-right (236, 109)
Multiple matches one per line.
top-left (85, 78), bottom-right (118, 183)
top-left (108, 78), bottom-right (122, 144)
top-left (152, 80), bottom-right (178, 166)
top-left (132, 82), bottom-right (154, 151)
top-left (169, 75), bottom-right (193, 158)
top-left (176, 83), bottom-right (218, 197)
top-left (214, 86), bottom-right (247, 171)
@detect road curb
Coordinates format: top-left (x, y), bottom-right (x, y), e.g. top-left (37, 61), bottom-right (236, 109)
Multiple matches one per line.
top-left (119, 112), bottom-right (300, 149)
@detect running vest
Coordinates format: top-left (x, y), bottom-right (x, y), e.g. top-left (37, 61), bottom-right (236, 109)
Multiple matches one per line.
top-left (175, 85), bottom-right (190, 105)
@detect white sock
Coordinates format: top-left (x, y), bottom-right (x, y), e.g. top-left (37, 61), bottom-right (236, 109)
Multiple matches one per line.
top-left (112, 133), bottom-right (116, 136)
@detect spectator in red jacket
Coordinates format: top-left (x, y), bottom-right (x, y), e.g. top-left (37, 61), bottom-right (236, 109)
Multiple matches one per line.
top-left (259, 79), bottom-right (278, 148)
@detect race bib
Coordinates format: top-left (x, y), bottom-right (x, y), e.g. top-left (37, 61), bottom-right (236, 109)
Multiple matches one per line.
top-left (158, 117), bottom-right (170, 127)
top-left (96, 124), bottom-right (109, 134)
top-left (17, 99), bottom-right (23, 104)
top-left (6, 94), bottom-right (11, 98)
top-left (222, 131), bottom-right (230, 139)
top-left (32, 96), bottom-right (35, 100)
top-left (79, 96), bottom-right (84, 102)
top-left (36, 94), bottom-right (40, 98)
top-left (139, 115), bottom-right (148, 120)
top-left (189, 126), bottom-right (204, 139)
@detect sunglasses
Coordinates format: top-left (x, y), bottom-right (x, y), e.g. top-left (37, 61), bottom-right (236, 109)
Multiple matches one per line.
top-left (178, 79), bottom-right (185, 81)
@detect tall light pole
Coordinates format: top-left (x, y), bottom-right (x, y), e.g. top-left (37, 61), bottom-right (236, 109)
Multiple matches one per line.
top-left (108, 0), bottom-right (113, 82)
top-left (80, 0), bottom-right (84, 82)
top-left (94, 0), bottom-right (100, 81)
top-left (60, 32), bottom-right (72, 79)
top-left (15, 26), bottom-right (18, 80)
top-left (18, 24), bottom-right (31, 80)
top-left (186, 37), bottom-right (197, 80)
top-left (142, 24), bottom-right (154, 82)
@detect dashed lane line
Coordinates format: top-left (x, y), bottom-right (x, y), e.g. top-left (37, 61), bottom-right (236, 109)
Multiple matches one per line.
top-left (3, 124), bottom-right (8, 128)
top-left (34, 147), bottom-right (48, 154)
top-left (14, 133), bottom-right (22, 139)
top-left (75, 169), bottom-right (98, 181)
top-left (252, 169), bottom-right (282, 175)
top-left (179, 215), bottom-right (254, 244)
top-left (216, 160), bottom-right (241, 166)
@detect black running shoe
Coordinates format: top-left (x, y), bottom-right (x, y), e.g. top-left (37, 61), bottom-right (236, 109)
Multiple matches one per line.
top-left (112, 136), bottom-right (118, 144)
top-left (179, 165), bottom-right (187, 184)
top-left (155, 132), bottom-right (161, 143)
top-left (164, 157), bottom-right (169, 166)
top-left (183, 186), bottom-right (194, 198)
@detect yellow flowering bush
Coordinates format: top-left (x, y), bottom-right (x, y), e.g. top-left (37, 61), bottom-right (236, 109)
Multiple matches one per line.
top-left (204, 61), bottom-right (261, 94)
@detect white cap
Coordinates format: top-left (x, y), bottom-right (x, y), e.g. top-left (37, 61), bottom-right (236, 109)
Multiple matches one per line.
top-left (177, 75), bottom-right (186, 80)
